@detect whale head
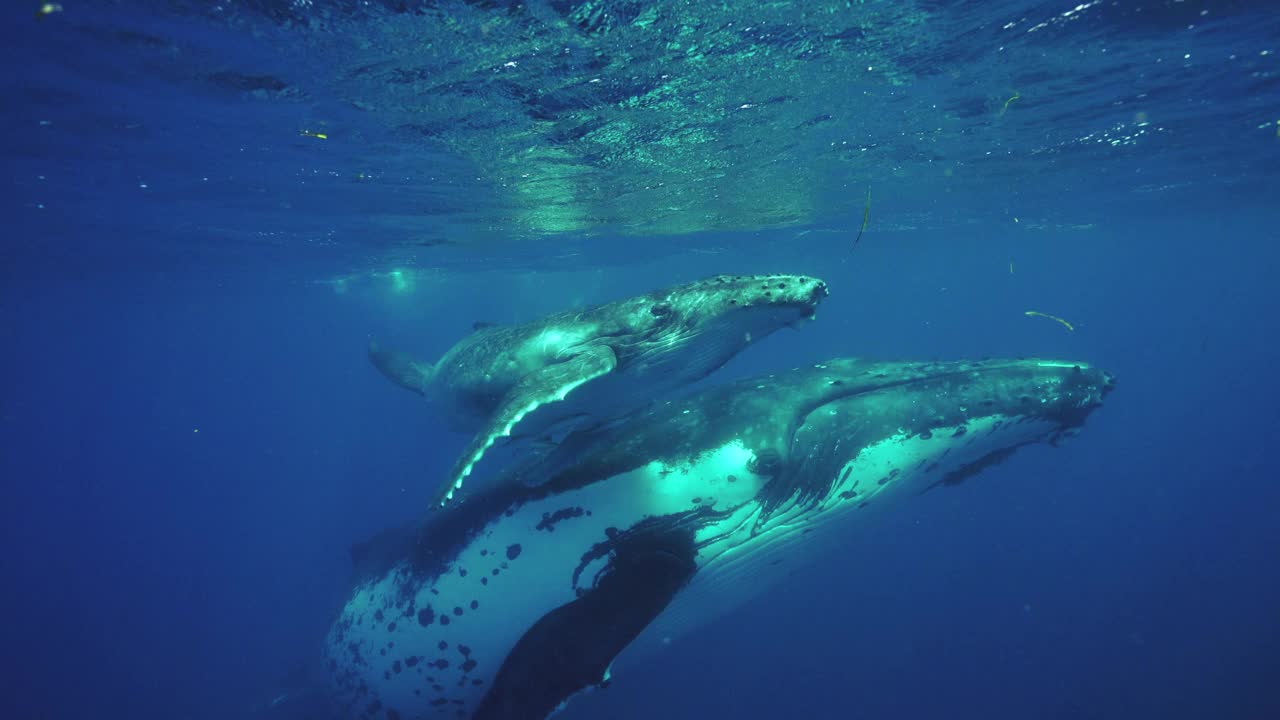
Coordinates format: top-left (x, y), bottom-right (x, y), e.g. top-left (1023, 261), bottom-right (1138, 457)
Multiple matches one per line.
top-left (609, 273), bottom-right (828, 373)
top-left (764, 358), bottom-right (1117, 509)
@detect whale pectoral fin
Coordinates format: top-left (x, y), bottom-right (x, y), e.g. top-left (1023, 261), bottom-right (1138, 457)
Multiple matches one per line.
top-left (434, 345), bottom-right (617, 507)
top-left (367, 338), bottom-right (432, 396)
top-left (473, 528), bottom-right (697, 720)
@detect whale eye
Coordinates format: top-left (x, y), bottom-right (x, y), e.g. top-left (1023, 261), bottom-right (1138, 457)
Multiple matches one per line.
top-left (650, 303), bottom-right (674, 318)
top-left (748, 449), bottom-right (783, 477)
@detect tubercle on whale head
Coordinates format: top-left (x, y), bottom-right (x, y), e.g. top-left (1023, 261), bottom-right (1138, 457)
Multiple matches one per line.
top-left (704, 273), bottom-right (827, 310)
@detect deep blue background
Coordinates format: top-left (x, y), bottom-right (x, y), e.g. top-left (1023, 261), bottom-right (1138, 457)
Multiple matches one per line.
top-left (5, 215), bottom-right (1279, 719)
top-left (3, 2), bottom-right (1280, 719)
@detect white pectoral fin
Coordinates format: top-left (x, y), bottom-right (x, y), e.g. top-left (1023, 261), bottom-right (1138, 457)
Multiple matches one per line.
top-left (432, 345), bottom-right (617, 508)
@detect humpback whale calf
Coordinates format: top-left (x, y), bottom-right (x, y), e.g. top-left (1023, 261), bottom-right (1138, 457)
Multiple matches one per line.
top-left (324, 356), bottom-right (1114, 720)
top-left (368, 274), bottom-right (829, 507)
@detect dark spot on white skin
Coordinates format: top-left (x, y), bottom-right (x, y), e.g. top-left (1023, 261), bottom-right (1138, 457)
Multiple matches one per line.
top-left (536, 507), bottom-right (585, 532)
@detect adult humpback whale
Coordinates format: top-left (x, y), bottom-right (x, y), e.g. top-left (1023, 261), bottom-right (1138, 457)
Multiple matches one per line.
top-left (324, 357), bottom-right (1114, 720)
top-left (368, 274), bottom-right (829, 507)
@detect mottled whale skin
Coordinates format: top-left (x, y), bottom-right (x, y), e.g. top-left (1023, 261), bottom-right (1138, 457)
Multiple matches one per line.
top-left (368, 274), bottom-right (828, 507)
top-left (324, 357), bottom-right (1113, 720)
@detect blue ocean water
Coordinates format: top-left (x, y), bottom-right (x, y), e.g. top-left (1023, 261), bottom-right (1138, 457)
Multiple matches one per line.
top-left (2, 1), bottom-right (1278, 719)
